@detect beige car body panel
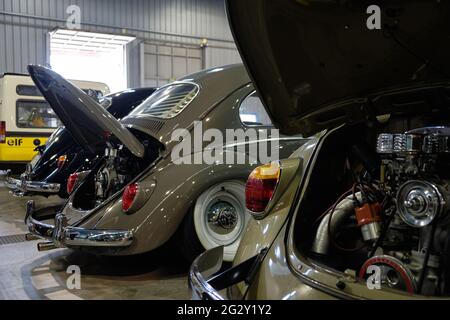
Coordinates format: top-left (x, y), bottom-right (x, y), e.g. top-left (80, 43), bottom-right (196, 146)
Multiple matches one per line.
top-left (231, 126), bottom-right (444, 300)
top-left (199, 0), bottom-right (450, 300)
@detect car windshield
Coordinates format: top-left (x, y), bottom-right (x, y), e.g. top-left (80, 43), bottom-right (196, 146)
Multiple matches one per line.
top-left (16, 100), bottom-right (62, 128)
top-left (129, 83), bottom-right (198, 119)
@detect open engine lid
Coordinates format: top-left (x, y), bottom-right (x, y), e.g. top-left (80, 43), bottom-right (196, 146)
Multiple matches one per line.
top-left (28, 65), bottom-right (145, 158)
top-left (225, 0), bottom-right (450, 136)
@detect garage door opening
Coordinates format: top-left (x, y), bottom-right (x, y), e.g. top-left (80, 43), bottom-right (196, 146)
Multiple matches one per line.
top-left (49, 29), bottom-right (136, 93)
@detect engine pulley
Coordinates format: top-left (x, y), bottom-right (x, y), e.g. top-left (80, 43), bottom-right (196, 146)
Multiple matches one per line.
top-left (359, 255), bottom-right (416, 294)
top-left (397, 180), bottom-right (445, 228)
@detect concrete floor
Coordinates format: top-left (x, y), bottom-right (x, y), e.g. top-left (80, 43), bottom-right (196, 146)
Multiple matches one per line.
top-left (0, 172), bottom-right (190, 300)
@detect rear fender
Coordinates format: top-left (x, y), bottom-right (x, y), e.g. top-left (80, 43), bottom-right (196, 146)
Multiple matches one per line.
top-left (82, 149), bottom-right (258, 254)
top-left (234, 136), bottom-right (320, 265)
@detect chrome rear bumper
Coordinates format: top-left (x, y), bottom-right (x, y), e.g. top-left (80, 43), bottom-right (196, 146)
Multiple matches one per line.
top-left (5, 171), bottom-right (60, 195)
top-left (25, 200), bottom-right (133, 250)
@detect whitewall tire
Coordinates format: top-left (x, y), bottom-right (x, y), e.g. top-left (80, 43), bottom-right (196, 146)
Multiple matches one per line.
top-left (193, 180), bottom-right (248, 262)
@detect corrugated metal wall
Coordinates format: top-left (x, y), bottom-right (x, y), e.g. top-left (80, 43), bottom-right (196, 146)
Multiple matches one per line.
top-left (0, 0), bottom-right (241, 86)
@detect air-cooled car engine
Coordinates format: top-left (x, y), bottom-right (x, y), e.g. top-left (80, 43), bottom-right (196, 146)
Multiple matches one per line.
top-left (370, 127), bottom-right (450, 295)
top-left (71, 130), bottom-right (162, 211)
top-left (94, 146), bottom-right (127, 203)
top-left (313, 126), bottom-right (450, 296)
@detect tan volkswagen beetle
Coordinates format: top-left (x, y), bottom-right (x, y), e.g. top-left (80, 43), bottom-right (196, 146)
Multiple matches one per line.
top-left (190, 0), bottom-right (450, 299)
top-left (25, 63), bottom-right (307, 262)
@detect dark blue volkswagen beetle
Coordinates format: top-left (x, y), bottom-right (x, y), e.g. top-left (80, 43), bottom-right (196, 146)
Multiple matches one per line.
top-left (6, 87), bottom-right (156, 198)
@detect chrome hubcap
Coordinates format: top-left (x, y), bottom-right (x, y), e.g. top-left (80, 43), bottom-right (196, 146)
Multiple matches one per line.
top-left (202, 190), bottom-right (244, 246)
top-left (194, 181), bottom-right (247, 261)
top-left (207, 201), bottom-right (238, 235)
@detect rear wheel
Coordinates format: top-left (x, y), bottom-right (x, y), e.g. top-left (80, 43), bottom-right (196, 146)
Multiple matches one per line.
top-left (179, 180), bottom-right (249, 262)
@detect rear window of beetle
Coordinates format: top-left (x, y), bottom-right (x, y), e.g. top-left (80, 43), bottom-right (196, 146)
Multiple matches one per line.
top-left (129, 83), bottom-right (199, 119)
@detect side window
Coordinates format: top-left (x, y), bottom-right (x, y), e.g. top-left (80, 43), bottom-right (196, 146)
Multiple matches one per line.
top-left (16, 85), bottom-right (43, 97)
top-left (16, 100), bottom-right (61, 129)
top-left (239, 91), bottom-right (272, 127)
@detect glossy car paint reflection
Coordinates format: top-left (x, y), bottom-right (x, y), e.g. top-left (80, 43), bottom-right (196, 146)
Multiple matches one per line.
top-left (27, 64), bottom-right (307, 260)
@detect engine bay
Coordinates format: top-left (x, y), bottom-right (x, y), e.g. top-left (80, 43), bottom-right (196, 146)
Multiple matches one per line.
top-left (72, 129), bottom-right (163, 210)
top-left (302, 121), bottom-right (450, 297)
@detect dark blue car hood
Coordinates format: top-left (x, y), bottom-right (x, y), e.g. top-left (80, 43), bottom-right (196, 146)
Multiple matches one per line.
top-left (28, 65), bottom-right (145, 157)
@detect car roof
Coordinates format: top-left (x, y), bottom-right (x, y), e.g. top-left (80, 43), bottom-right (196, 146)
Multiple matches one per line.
top-left (0, 72), bottom-right (29, 78)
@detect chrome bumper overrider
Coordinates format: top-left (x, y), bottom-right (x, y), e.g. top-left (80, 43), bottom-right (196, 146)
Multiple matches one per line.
top-left (25, 200), bottom-right (133, 250)
top-left (189, 246), bottom-right (268, 300)
top-left (189, 246), bottom-right (227, 300)
top-left (5, 171), bottom-right (60, 195)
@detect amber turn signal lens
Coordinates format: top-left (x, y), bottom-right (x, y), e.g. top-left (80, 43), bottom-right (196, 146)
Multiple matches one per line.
top-left (245, 162), bottom-right (281, 214)
top-left (57, 155), bottom-right (68, 169)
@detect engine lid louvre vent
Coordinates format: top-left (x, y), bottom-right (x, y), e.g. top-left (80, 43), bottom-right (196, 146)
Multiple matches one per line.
top-left (126, 83), bottom-right (199, 120)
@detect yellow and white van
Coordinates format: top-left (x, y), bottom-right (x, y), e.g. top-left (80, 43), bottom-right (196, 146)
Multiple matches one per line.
top-left (0, 73), bottom-right (109, 168)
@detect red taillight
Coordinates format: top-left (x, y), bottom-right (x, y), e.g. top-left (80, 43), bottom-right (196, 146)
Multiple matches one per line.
top-left (57, 155), bottom-right (68, 169)
top-left (122, 183), bottom-right (139, 212)
top-left (67, 173), bottom-right (79, 194)
top-left (0, 121), bottom-right (5, 143)
top-left (245, 162), bottom-right (281, 214)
